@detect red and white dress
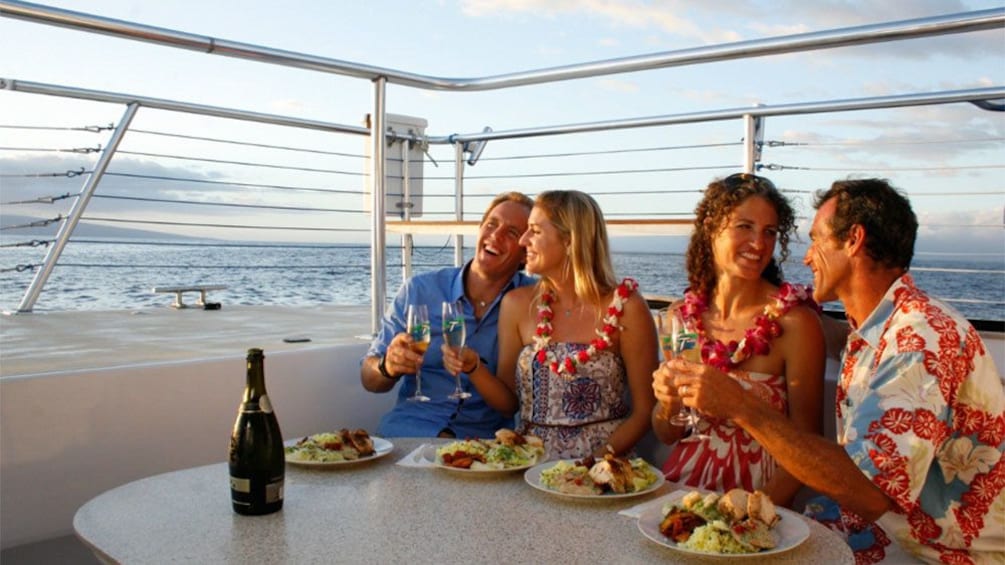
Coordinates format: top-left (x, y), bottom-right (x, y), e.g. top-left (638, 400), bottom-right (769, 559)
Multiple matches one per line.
top-left (662, 369), bottom-right (787, 492)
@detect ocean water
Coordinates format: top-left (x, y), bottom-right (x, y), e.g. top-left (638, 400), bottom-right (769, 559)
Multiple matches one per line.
top-left (1, 239), bottom-right (1002, 321)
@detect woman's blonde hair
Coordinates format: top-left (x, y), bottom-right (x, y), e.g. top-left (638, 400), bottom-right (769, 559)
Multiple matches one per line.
top-left (533, 190), bottom-right (617, 305)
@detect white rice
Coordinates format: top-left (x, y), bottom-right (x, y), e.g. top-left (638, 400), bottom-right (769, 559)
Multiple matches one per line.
top-left (680, 523), bottom-right (755, 554)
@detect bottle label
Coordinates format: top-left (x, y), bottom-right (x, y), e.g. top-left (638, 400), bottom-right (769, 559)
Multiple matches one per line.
top-left (230, 476), bottom-right (251, 493)
top-left (259, 394), bottom-right (273, 414)
top-left (266, 479), bottom-right (284, 503)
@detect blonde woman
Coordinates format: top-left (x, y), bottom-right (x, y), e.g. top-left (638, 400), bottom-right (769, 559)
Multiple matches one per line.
top-left (446, 190), bottom-right (658, 460)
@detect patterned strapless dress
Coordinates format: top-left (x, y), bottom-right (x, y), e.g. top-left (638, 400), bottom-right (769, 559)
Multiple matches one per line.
top-left (516, 343), bottom-right (629, 460)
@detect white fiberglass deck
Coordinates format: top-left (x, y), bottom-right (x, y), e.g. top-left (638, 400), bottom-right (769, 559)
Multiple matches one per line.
top-left (0, 304), bottom-right (373, 377)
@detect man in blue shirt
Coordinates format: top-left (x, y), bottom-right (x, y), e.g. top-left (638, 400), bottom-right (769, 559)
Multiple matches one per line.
top-left (361, 192), bottom-right (534, 438)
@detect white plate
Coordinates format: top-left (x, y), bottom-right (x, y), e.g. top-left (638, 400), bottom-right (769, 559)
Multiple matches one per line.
top-left (285, 436), bottom-right (394, 468)
top-left (636, 492), bottom-right (810, 558)
top-left (523, 459), bottom-right (666, 499)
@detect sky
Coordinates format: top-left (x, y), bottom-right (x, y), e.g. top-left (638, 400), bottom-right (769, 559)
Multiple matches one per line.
top-left (0, 0), bottom-right (1003, 256)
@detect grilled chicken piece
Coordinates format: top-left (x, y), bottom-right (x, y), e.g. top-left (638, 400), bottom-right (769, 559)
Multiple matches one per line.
top-left (587, 454), bottom-right (636, 494)
top-left (717, 488), bottom-right (750, 522)
top-left (495, 428), bottom-right (524, 446)
top-left (348, 429), bottom-right (375, 456)
top-left (747, 490), bottom-right (780, 527)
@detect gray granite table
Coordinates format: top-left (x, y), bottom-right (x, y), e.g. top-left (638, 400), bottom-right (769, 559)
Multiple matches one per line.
top-left (74, 438), bottom-right (853, 564)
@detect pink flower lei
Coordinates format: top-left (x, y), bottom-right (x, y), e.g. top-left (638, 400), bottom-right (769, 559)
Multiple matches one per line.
top-left (682, 282), bottom-right (819, 372)
top-left (533, 278), bottom-right (638, 380)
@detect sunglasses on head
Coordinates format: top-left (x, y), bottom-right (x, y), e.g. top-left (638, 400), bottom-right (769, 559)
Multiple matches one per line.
top-left (722, 173), bottom-right (777, 191)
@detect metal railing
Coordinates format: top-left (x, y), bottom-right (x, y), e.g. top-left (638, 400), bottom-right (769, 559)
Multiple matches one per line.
top-left (1, 1), bottom-right (1002, 333)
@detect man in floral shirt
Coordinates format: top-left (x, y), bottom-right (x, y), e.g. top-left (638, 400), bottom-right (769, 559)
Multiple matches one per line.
top-left (669, 178), bottom-right (1003, 564)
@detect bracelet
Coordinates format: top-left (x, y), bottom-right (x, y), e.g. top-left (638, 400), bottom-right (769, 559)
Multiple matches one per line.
top-left (377, 354), bottom-right (400, 381)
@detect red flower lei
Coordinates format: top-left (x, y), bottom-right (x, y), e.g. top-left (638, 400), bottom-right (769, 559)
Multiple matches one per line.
top-left (682, 282), bottom-right (819, 372)
top-left (533, 278), bottom-right (638, 380)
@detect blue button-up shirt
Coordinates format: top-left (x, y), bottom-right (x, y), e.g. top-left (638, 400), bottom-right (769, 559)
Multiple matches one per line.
top-left (366, 262), bottom-right (535, 438)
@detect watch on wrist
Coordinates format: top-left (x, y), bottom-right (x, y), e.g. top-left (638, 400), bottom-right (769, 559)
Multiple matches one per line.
top-left (378, 354), bottom-right (399, 381)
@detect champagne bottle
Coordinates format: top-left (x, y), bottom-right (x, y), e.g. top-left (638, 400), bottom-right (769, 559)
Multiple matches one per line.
top-left (229, 348), bottom-right (284, 515)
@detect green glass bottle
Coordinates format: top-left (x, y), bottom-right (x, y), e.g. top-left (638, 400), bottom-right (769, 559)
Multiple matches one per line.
top-left (229, 348), bottom-right (284, 515)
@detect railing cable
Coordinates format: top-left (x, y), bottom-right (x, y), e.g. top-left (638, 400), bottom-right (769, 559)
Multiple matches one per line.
top-left (767, 136), bottom-right (1005, 148)
top-left (0, 193), bottom-right (74, 205)
top-left (115, 150), bottom-right (366, 176)
top-left (0, 123), bottom-right (113, 132)
top-left (0, 145), bottom-right (102, 153)
top-left (103, 172), bottom-right (365, 195)
top-left (128, 128), bottom-right (368, 158)
top-left (472, 141), bottom-right (743, 162)
top-left (0, 215), bottom-right (63, 230)
top-left (429, 164), bottom-right (737, 180)
top-left (0, 263), bottom-right (38, 273)
top-left (0, 167), bottom-right (86, 178)
top-left (0, 239), bottom-right (52, 248)
top-left (93, 194), bottom-right (365, 214)
top-left (763, 163), bottom-right (1005, 172)
top-left (81, 216), bottom-right (369, 233)
top-left (67, 239), bottom-right (383, 250)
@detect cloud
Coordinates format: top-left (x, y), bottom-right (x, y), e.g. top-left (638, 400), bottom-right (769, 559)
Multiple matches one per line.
top-left (915, 207), bottom-right (1005, 254)
top-left (0, 154), bottom-right (258, 219)
top-left (770, 100), bottom-right (1004, 162)
top-left (598, 78), bottom-right (640, 93)
top-left (459, 0), bottom-right (1002, 59)
top-left (459, 0), bottom-right (717, 43)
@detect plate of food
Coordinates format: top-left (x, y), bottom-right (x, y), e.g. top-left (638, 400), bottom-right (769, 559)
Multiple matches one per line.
top-left (285, 429), bottom-right (393, 467)
top-left (637, 488), bottom-right (810, 557)
top-left (524, 454), bottom-right (664, 499)
top-left (433, 429), bottom-right (545, 474)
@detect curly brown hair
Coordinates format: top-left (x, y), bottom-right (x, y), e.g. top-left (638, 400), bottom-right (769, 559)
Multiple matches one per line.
top-left (686, 173), bottom-right (796, 299)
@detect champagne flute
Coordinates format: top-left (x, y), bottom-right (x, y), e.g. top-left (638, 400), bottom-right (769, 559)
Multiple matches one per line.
top-left (442, 300), bottom-right (471, 400)
top-left (657, 306), bottom-right (694, 428)
top-left (658, 304), bottom-right (710, 439)
top-left (675, 318), bottom-right (711, 442)
top-left (406, 304), bottom-right (431, 402)
top-left (670, 303), bottom-right (711, 441)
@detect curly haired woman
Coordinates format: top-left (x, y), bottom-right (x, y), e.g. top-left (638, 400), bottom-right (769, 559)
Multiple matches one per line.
top-left (651, 173), bottom-right (826, 507)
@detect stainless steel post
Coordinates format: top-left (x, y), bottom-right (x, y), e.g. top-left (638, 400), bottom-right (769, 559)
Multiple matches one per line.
top-left (742, 112), bottom-right (763, 174)
top-left (16, 101), bottom-right (139, 312)
top-left (401, 136), bottom-right (412, 282)
top-left (453, 142), bottom-right (464, 267)
top-left (370, 77), bottom-right (387, 336)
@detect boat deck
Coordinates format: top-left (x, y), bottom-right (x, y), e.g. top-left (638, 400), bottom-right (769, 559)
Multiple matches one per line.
top-left (0, 304), bottom-right (374, 377)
